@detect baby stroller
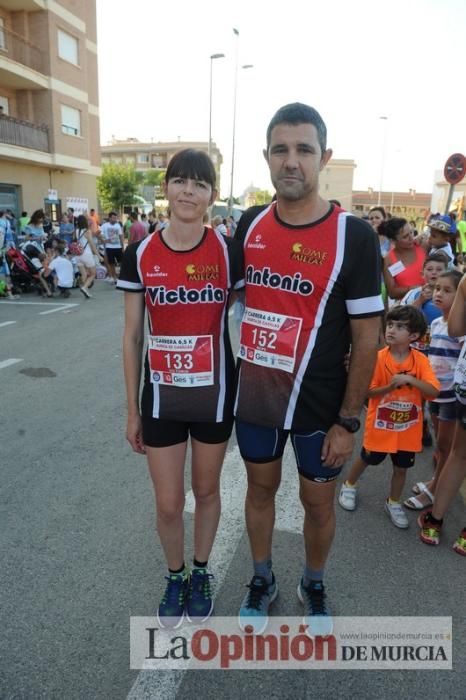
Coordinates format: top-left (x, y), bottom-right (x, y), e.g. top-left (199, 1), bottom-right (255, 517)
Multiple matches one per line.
top-left (5, 247), bottom-right (42, 294)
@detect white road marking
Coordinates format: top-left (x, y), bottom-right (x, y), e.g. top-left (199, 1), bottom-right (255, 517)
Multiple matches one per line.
top-left (0, 301), bottom-right (67, 306)
top-left (127, 446), bottom-right (246, 700)
top-left (0, 300), bottom-right (79, 315)
top-left (0, 321), bottom-right (17, 328)
top-left (0, 358), bottom-right (22, 370)
top-left (127, 444), bottom-right (303, 698)
top-left (39, 304), bottom-right (78, 315)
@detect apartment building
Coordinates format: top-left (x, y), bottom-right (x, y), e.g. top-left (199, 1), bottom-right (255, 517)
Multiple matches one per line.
top-left (0, 0), bottom-right (100, 220)
top-left (101, 138), bottom-right (223, 194)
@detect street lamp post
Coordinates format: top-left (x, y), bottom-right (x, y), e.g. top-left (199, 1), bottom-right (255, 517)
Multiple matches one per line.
top-left (208, 53), bottom-right (225, 158)
top-left (228, 28), bottom-right (253, 216)
top-left (377, 115), bottom-right (388, 206)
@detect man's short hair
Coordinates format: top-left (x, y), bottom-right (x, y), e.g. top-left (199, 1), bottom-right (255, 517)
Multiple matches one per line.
top-left (266, 103), bottom-right (327, 153)
top-left (109, 211), bottom-right (117, 217)
top-left (386, 305), bottom-right (427, 338)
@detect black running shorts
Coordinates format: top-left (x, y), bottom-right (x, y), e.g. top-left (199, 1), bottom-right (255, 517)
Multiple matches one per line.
top-left (361, 447), bottom-right (415, 469)
top-left (142, 414), bottom-right (234, 448)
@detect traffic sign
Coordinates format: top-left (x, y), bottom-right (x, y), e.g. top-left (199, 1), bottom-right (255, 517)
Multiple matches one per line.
top-left (444, 153), bottom-right (466, 185)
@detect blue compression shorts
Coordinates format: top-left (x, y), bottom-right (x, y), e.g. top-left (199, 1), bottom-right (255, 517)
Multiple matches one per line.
top-left (235, 420), bottom-right (342, 483)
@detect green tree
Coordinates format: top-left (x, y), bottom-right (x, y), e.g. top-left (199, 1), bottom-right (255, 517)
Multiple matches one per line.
top-left (252, 189), bottom-right (273, 205)
top-left (143, 169), bottom-right (167, 199)
top-left (97, 162), bottom-right (139, 214)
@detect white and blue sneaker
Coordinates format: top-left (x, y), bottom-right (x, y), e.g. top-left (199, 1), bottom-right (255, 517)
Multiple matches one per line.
top-left (238, 574), bottom-right (278, 634)
top-left (297, 579), bottom-right (333, 637)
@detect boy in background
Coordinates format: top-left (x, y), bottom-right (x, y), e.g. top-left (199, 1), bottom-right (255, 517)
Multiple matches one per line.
top-left (338, 306), bottom-right (440, 528)
top-left (401, 252), bottom-right (447, 445)
top-left (427, 215), bottom-right (456, 267)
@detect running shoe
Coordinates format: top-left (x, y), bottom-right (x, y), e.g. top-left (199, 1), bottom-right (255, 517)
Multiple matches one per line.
top-left (338, 482), bottom-right (357, 511)
top-left (79, 286), bottom-right (92, 299)
top-left (452, 528), bottom-right (466, 557)
top-left (297, 579), bottom-right (333, 637)
top-left (238, 574), bottom-right (278, 634)
top-left (385, 499), bottom-right (409, 528)
top-left (157, 572), bottom-right (189, 629)
top-left (418, 510), bottom-right (442, 546)
top-left (186, 568), bottom-right (214, 623)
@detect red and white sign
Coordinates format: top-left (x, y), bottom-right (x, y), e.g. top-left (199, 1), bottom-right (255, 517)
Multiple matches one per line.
top-left (239, 307), bottom-right (302, 373)
top-left (148, 335), bottom-right (213, 387)
top-left (444, 153), bottom-right (466, 185)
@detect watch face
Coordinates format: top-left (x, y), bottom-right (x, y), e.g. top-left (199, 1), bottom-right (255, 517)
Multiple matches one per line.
top-left (338, 416), bottom-right (360, 433)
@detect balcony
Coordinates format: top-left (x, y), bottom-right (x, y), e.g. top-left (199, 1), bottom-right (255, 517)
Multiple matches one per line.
top-left (0, 26), bottom-right (47, 88)
top-left (0, 114), bottom-right (49, 152)
top-left (0, 0), bottom-right (45, 10)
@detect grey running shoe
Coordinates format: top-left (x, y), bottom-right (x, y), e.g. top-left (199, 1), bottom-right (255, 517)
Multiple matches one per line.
top-left (297, 579), bottom-right (333, 638)
top-left (238, 574), bottom-right (278, 634)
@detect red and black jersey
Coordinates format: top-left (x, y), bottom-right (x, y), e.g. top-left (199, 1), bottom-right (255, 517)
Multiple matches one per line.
top-left (234, 203), bottom-right (384, 430)
top-left (118, 227), bottom-right (244, 422)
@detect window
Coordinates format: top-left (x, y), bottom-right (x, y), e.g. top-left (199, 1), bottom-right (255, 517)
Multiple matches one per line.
top-left (137, 153), bottom-right (149, 164)
top-left (61, 104), bottom-right (81, 136)
top-left (58, 29), bottom-right (79, 66)
top-left (152, 154), bottom-right (165, 168)
top-left (0, 18), bottom-right (5, 51)
top-left (0, 95), bottom-right (9, 115)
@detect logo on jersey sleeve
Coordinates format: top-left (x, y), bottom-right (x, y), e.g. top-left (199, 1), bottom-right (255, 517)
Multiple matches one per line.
top-left (146, 264), bottom-right (168, 278)
top-left (291, 243), bottom-right (328, 265)
top-left (185, 263), bottom-right (220, 281)
top-left (247, 234), bottom-right (266, 250)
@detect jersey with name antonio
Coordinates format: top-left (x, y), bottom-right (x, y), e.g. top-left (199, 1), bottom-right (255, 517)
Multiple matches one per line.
top-left (117, 228), bottom-right (244, 422)
top-left (234, 203), bottom-right (384, 430)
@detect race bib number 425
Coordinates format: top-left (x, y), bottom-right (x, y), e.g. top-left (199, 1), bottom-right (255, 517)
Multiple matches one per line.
top-left (148, 335), bottom-right (213, 387)
top-left (238, 307), bottom-right (302, 373)
top-left (375, 400), bottom-right (420, 431)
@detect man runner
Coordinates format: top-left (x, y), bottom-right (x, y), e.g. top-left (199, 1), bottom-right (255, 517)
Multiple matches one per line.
top-left (235, 103), bottom-right (384, 636)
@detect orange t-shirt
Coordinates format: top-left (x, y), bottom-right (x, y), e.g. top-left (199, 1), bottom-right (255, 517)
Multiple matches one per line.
top-left (363, 346), bottom-right (440, 453)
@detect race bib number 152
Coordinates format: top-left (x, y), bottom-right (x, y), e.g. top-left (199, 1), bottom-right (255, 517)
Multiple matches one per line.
top-left (238, 307), bottom-right (302, 373)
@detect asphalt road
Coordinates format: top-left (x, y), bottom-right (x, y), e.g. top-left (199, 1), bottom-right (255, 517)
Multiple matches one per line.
top-left (1, 283), bottom-right (465, 699)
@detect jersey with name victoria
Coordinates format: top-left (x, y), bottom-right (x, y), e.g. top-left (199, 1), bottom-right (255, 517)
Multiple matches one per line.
top-left (117, 228), bottom-right (244, 422)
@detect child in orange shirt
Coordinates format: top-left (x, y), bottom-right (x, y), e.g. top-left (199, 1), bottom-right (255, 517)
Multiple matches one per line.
top-left (338, 305), bottom-right (440, 528)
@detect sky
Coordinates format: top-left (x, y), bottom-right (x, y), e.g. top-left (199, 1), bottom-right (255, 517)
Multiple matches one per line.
top-left (96, 0), bottom-right (466, 200)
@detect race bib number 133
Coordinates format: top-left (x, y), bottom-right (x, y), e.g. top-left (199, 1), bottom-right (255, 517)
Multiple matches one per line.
top-left (148, 335), bottom-right (213, 387)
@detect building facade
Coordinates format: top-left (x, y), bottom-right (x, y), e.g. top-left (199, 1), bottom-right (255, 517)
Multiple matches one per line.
top-left (101, 138), bottom-right (224, 196)
top-left (0, 0), bottom-right (100, 220)
top-left (352, 190), bottom-right (431, 226)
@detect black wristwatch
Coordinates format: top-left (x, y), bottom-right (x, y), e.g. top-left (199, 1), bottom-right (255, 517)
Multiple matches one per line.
top-left (335, 415), bottom-right (361, 433)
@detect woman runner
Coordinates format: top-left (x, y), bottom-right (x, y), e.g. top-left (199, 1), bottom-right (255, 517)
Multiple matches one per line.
top-left (118, 149), bottom-right (244, 628)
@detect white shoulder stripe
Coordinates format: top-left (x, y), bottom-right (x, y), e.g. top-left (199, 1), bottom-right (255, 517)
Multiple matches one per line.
top-left (346, 295), bottom-right (384, 315)
top-left (117, 280), bottom-right (144, 290)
